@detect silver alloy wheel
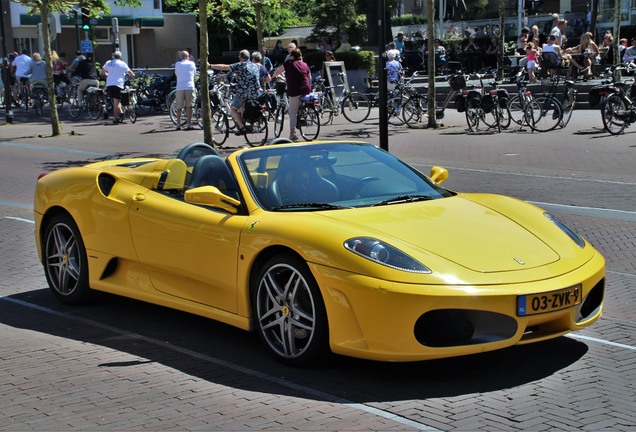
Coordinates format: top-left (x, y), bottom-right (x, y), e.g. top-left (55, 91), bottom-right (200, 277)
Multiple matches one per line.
top-left (256, 263), bottom-right (317, 360)
top-left (45, 222), bottom-right (81, 296)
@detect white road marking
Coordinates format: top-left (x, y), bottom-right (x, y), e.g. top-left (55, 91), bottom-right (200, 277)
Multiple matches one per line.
top-left (0, 295), bottom-right (439, 431)
top-left (3, 216), bottom-right (35, 224)
top-left (568, 334), bottom-right (636, 352)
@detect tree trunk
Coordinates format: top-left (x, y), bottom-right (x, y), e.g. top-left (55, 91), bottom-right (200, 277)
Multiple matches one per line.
top-left (40, 6), bottom-right (61, 136)
top-left (198, 0), bottom-right (212, 145)
top-left (255, 3), bottom-right (263, 53)
top-left (426, 0), bottom-right (436, 128)
top-left (498, 0), bottom-right (505, 82)
top-left (614, 0), bottom-right (621, 81)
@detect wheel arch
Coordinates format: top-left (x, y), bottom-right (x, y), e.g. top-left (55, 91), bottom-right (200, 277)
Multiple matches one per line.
top-left (37, 206), bottom-right (75, 262)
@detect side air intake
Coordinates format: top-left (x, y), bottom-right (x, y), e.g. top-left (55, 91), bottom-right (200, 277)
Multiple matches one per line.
top-left (97, 173), bottom-right (116, 197)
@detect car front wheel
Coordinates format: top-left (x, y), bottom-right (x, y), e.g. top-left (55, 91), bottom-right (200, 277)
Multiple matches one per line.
top-left (253, 254), bottom-right (329, 365)
top-left (42, 213), bottom-right (91, 304)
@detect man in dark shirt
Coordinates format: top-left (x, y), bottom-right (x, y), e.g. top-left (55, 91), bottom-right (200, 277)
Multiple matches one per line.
top-left (72, 55), bottom-right (100, 104)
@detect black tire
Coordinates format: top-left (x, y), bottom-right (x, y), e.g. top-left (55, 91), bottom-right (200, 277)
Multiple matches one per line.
top-left (42, 213), bottom-right (91, 305)
top-left (127, 105), bottom-right (137, 123)
top-left (524, 96), bottom-right (562, 132)
top-left (481, 103), bottom-right (501, 132)
top-left (298, 105), bottom-right (320, 141)
top-left (252, 253), bottom-right (329, 366)
top-left (273, 107), bottom-right (286, 138)
top-left (601, 93), bottom-right (629, 135)
top-left (507, 95), bottom-right (526, 126)
top-left (341, 92), bottom-right (371, 123)
top-left (34, 96), bottom-right (44, 117)
top-left (318, 96), bottom-right (334, 126)
top-left (499, 105), bottom-right (512, 130)
top-left (87, 94), bottom-right (104, 120)
top-left (465, 107), bottom-right (480, 132)
top-left (68, 93), bottom-right (81, 119)
top-left (211, 108), bottom-right (229, 146)
top-left (559, 91), bottom-right (575, 128)
top-left (387, 94), bottom-right (406, 126)
top-left (244, 115), bottom-right (269, 147)
top-left (403, 97), bottom-right (430, 127)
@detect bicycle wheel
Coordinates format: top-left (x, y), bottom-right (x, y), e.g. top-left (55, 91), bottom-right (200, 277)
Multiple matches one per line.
top-left (499, 103), bottom-right (512, 130)
top-left (211, 108), bottom-right (229, 146)
top-left (87, 94), bottom-right (104, 120)
top-left (481, 103), bottom-right (501, 132)
top-left (165, 91), bottom-right (176, 115)
top-left (68, 93), bottom-right (82, 119)
top-left (126, 105), bottom-right (137, 123)
top-left (601, 93), bottom-right (628, 135)
top-left (134, 89), bottom-right (152, 116)
top-left (465, 107), bottom-right (481, 132)
top-left (559, 91), bottom-right (576, 128)
top-left (169, 101), bottom-right (188, 126)
top-left (244, 115), bottom-right (269, 147)
top-left (402, 97), bottom-right (426, 127)
top-left (524, 96), bottom-right (562, 132)
top-left (298, 105), bottom-right (320, 141)
top-left (387, 95), bottom-right (406, 126)
top-left (32, 90), bottom-right (45, 117)
top-left (507, 95), bottom-right (527, 126)
top-left (273, 107), bottom-right (286, 138)
top-left (341, 92), bottom-right (371, 123)
top-left (318, 97), bottom-right (334, 126)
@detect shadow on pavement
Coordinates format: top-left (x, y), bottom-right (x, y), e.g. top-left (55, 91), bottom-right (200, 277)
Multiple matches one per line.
top-left (1, 288), bottom-right (589, 404)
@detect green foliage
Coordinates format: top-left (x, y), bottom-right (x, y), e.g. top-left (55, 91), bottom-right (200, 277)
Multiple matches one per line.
top-left (309, 0), bottom-right (360, 43)
top-left (391, 14), bottom-right (427, 26)
top-left (462, 0), bottom-right (489, 20)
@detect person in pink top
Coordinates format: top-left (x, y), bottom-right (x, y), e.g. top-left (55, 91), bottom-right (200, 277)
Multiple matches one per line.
top-left (526, 42), bottom-right (538, 83)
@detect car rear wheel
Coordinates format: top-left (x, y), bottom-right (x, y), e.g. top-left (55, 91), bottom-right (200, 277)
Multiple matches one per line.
top-left (42, 213), bottom-right (91, 305)
top-left (253, 254), bottom-right (328, 365)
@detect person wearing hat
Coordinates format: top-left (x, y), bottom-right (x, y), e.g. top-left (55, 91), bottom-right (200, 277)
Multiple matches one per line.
top-left (102, 51), bottom-right (134, 123)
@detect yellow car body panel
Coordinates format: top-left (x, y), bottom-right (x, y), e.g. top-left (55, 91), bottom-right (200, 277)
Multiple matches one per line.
top-left (34, 142), bottom-right (606, 362)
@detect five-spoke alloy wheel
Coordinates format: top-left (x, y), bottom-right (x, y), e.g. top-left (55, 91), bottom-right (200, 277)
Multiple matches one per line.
top-left (253, 254), bottom-right (328, 365)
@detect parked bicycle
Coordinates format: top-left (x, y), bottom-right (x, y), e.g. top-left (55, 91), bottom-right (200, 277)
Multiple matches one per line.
top-left (68, 85), bottom-right (108, 120)
top-left (523, 74), bottom-right (575, 132)
top-left (314, 72), bottom-right (371, 124)
top-left (506, 72), bottom-right (535, 127)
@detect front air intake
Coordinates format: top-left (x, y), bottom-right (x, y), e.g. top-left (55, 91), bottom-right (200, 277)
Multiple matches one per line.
top-left (414, 309), bottom-right (518, 347)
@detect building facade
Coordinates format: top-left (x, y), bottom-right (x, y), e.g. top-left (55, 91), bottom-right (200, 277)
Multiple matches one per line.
top-left (2, 0), bottom-right (196, 68)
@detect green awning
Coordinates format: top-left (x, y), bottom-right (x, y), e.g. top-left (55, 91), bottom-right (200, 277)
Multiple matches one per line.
top-left (22, 14), bottom-right (163, 28)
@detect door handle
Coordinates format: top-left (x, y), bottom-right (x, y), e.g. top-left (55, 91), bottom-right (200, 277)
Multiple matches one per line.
top-left (133, 193), bottom-right (146, 201)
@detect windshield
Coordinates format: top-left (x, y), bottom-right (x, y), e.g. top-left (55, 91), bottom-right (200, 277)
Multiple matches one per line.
top-left (238, 142), bottom-right (453, 211)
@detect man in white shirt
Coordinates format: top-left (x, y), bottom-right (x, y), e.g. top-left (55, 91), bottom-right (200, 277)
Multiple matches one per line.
top-left (11, 50), bottom-right (33, 97)
top-left (102, 51), bottom-right (134, 123)
top-left (174, 50), bottom-right (197, 130)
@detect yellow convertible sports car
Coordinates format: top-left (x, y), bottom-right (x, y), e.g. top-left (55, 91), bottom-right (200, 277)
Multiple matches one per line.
top-left (34, 141), bottom-right (605, 365)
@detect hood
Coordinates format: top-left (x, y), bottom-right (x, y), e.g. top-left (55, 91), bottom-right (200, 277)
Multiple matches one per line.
top-left (323, 196), bottom-right (560, 273)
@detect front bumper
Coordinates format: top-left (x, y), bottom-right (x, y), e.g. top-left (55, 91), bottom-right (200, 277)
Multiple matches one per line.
top-left (310, 252), bottom-right (605, 362)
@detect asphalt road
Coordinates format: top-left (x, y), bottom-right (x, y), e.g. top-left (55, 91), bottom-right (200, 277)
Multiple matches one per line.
top-left (1, 106), bottom-right (635, 431)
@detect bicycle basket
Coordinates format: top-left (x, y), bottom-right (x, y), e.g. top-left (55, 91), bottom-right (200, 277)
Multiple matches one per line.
top-left (448, 74), bottom-right (466, 91)
top-left (454, 94), bottom-right (466, 113)
top-left (481, 94), bottom-right (494, 113)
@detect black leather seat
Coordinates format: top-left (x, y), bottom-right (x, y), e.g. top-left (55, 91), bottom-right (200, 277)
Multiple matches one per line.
top-left (189, 155), bottom-right (239, 198)
top-left (270, 155), bottom-right (338, 206)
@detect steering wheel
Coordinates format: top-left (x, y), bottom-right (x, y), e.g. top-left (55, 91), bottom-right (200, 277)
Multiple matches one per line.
top-left (352, 177), bottom-right (380, 198)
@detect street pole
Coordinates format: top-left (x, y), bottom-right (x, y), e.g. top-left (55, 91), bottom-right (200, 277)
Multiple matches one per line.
top-left (377, 0), bottom-right (388, 152)
top-left (74, 10), bottom-right (81, 52)
top-left (0, 0), bottom-right (14, 124)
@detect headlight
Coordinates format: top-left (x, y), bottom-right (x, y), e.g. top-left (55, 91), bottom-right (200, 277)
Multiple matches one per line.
top-left (344, 237), bottom-right (431, 273)
top-left (544, 213), bottom-right (585, 248)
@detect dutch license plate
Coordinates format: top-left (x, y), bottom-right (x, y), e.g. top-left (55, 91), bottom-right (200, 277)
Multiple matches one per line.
top-left (517, 285), bottom-right (582, 316)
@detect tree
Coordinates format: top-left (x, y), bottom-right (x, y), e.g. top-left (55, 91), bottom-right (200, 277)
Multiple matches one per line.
top-left (426, 0), bottom-right (436, 128)
top-left (15, 0), bottom-right (141, 136)
top-left (309, 0), bottom-right (361, 44)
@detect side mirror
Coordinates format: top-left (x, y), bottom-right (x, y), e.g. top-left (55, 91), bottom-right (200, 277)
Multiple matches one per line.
top-left (429, 166), bottom-right (448, 185)
top-left (184, 186), bottom-right (241, 214)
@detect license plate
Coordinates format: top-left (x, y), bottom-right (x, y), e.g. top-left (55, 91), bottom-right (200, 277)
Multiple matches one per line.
top-left (517, 285), bottom-right (582, 316)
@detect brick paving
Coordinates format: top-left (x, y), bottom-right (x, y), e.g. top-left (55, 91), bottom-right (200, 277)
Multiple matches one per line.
top-left (1, 109), bottom-right (636, 430)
